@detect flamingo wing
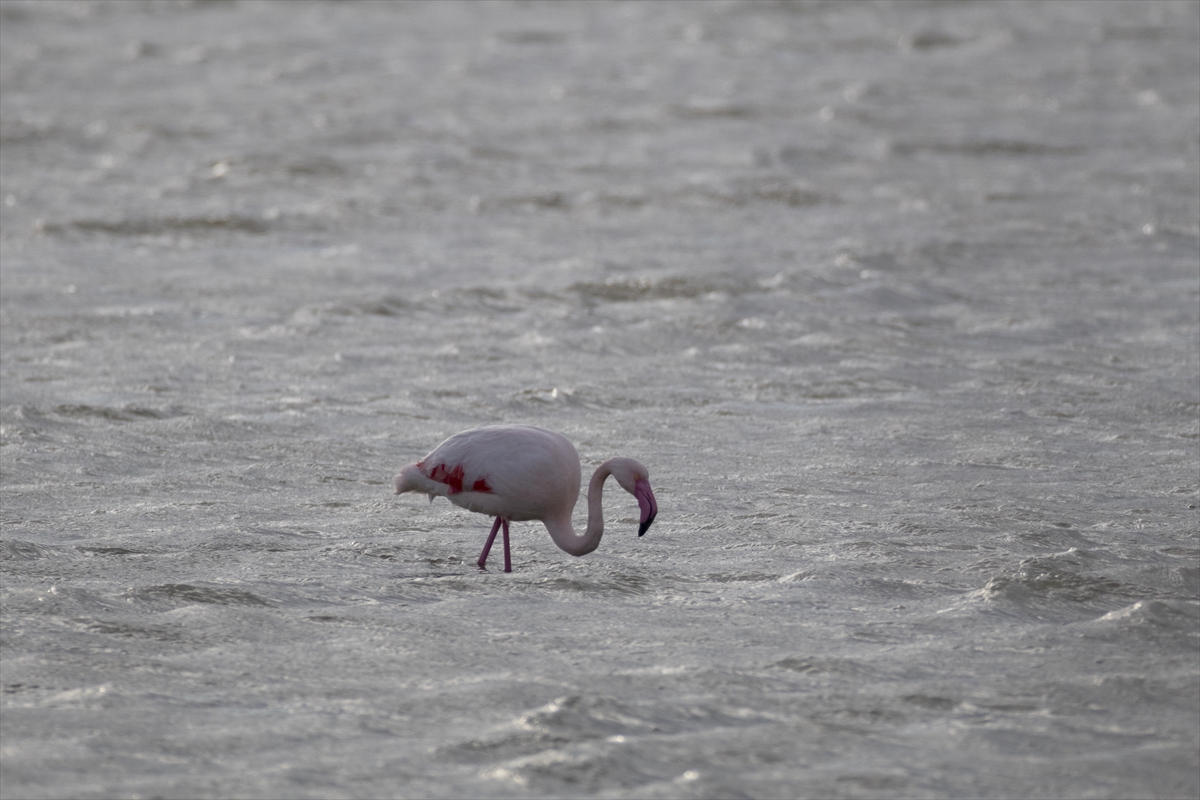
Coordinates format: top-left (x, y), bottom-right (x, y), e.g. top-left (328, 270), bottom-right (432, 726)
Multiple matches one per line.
top-left (408, 425), bottom-right (581, 521)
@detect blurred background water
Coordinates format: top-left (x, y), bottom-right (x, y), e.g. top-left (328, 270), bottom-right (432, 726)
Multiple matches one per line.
top-left (1, 1), bottom-right (1197, 798)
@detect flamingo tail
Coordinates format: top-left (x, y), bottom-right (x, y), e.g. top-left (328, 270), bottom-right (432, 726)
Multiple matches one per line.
top-left (393, 463), bottom-right (449, 499)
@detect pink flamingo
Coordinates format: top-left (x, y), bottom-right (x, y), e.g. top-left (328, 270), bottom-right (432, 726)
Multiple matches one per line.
top-left (393, 424), bottom-right (658, 572)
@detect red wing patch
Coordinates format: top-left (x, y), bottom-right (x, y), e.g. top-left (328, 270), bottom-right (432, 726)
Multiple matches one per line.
top-left (424, 462), bottom-right (465, 494)
top-left (422, 462), bottom-right (491, 494)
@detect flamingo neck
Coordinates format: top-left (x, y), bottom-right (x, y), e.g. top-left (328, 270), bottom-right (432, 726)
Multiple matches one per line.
top-left (544, 463), bottom-right (611, 556)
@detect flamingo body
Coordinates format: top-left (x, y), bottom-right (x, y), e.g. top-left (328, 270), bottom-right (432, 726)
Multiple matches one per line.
top-left (393, 425), bottom-right (657, 572)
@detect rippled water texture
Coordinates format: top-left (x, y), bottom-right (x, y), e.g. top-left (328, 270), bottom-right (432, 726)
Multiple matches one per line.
top-left (2, 1), bottom-right (1198, 798)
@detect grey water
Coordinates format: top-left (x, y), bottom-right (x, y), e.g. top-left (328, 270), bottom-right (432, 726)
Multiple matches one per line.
top-left (1, 1), bottom-right (1197, 798)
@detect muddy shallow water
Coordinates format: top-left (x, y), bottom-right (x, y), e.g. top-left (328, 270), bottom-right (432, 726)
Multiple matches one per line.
top-left (2, 1), bottom-right (1197, 798)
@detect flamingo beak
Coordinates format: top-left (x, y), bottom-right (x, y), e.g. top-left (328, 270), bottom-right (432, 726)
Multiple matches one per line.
top-left (634, 479), bottom-right (657, 536)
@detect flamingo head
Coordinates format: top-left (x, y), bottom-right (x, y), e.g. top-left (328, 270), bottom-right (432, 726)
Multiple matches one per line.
top-left (605, 457), bottom-right (658, 537)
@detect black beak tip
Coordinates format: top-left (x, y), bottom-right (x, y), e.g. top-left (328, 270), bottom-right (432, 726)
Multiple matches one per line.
top-left (638, 514), bottom-right (656, 537)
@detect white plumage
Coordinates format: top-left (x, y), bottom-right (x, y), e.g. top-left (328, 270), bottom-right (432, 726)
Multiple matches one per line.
top-left (394, 425), bottom-right (658, 572)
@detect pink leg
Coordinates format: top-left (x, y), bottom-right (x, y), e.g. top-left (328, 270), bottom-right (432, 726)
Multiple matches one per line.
top-left (502, 519), bottom-right (512, 573)
top-left (477, 517), bottom-right (502, 570)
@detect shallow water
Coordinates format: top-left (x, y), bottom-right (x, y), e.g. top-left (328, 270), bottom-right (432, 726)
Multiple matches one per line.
top-left (1, 1), bottom-right (1197, 798)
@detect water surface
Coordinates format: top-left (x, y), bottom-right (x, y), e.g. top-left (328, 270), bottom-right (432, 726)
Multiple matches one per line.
top-left (1, 1), bottom-right (1197, 798)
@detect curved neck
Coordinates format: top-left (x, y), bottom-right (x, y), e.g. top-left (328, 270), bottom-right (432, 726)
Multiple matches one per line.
top-left (544, 463), bottom-right (611, 556)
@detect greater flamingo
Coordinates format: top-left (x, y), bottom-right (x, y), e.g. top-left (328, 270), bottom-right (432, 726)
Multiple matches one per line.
top-left (393, 425), bottom-right (658, 572)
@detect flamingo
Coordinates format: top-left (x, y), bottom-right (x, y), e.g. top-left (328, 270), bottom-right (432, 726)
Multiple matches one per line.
top-left (393, 424), bottom-right (658, 572)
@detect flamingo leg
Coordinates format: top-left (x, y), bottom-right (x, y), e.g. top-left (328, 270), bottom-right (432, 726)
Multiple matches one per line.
top-left (502, 519), bottom-right (512, 573)
top-left (477, 517), bottom-right (503, 570)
